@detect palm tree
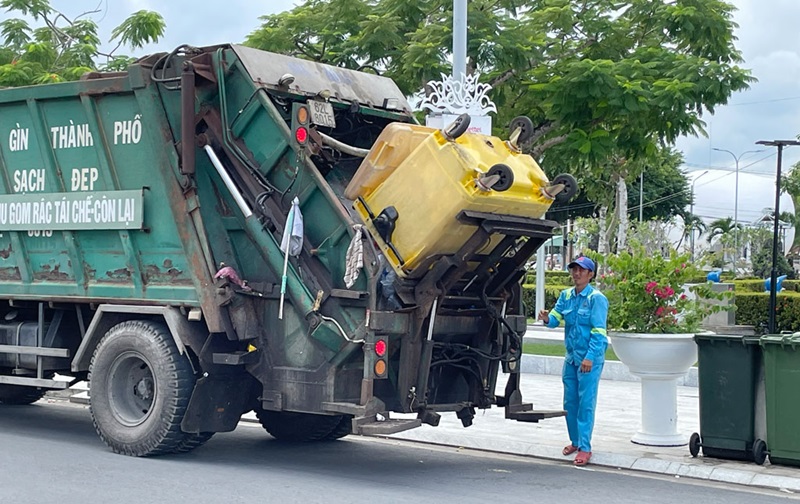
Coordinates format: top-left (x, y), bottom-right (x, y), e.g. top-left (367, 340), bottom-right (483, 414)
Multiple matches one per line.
top-left (677, 213), bottom-right (706, 250)
top-left (706, 217), bottom-right (740, 244)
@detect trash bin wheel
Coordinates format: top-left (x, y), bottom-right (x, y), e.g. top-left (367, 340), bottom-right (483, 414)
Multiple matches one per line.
top-left (689, 432), bottom-right (701, 458)
top-left (443, 113), bottom-right (471, 140)
top-left (753, 438), bottom-right (768, 465)
top-left (487, 164), bottom-right (514, 191)
top-left (509, 116), bottom-right (535, 145)
top-left (552, 173), bottom-right (578, 202)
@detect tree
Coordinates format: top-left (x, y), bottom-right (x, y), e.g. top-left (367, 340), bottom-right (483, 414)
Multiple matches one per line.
top-left (706, 217), bottom-right (738, 244)
top-left (246, 0), bottom-right (752, 251)
top-left (677, 213), bottom-right (706, 251)
top-left (0, 0), bottom-right (166, 86)
top-left (751, 231), bottom-right (794, 280)
top-left (781, 160), bottom-right (800, 255)
top-left (546, 147), bottom-right (689, 223)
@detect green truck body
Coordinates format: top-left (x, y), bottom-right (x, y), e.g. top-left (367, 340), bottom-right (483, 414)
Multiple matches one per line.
top-left (0, 44), bottom-right (564, 456)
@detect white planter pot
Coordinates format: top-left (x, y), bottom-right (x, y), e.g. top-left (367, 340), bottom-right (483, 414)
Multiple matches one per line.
top-left (608, 332), bottom-right (697, 446)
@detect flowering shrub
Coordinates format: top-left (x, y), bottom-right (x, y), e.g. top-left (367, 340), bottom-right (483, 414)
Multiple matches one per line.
top-left (590, 247), bottom-right (730, 334)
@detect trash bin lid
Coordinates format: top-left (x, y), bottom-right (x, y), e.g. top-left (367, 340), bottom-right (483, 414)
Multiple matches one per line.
top-left (694, 333), bottom-right (759, 345)
top-left (759, 333), bottom-right (800, 348)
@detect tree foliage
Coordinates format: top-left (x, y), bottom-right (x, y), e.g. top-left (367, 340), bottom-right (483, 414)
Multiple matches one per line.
top-left (246, 0), bottom-right (752, 226)
top-left (751, 230), bottom-right (794, 280)
top-left (0, 0), bottom-right (165, 86)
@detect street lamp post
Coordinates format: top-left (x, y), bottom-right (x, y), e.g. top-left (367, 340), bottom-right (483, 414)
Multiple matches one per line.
top-left (712, 148), bottom-right (764, 275)
top-left (756, 139), bottom-right (800, 334)
top-left (690, 170), bottom-right (709, 262)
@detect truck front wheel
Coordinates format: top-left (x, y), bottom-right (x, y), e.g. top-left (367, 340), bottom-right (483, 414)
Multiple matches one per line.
top-left (89, 320), bottom-right (195, 456)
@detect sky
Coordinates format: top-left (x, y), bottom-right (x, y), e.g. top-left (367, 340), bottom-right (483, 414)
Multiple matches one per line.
top-left (14, 0), bottom-right (799, 242)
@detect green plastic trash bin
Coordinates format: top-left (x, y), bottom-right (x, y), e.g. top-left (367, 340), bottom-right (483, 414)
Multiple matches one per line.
top-left (690, 334), bottom-right (767, 464)
top-left (761, 333), bottom-right (800, 467)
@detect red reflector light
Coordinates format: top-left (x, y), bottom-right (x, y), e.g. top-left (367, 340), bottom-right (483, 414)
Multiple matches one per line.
top-left (375, 339), bottom-right (387, 357)
top-left (295, 126), bottom-right (308, 144)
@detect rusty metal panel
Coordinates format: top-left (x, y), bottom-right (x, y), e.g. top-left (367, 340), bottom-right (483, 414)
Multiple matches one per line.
top-left (0, 69), bottom-right (204, 308)
top-left (231, 45), bottom-right (412, 113)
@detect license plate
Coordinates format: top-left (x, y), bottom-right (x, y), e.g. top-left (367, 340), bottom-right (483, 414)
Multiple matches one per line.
top-left (307, 100), bottom-right (336, 128)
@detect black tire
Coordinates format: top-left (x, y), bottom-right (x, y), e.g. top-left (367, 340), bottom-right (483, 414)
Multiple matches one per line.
top-left (509, 116), bottom-right (534, 144)
top-left (551, 173), bottom-right (578, 202)
top-left (173, 432), bottom-right (215, 454)
top-left (689, 432), bottom-right (701, 458)
top-left (443, 113), bottom-right (471, 140)
top-left (322, 415), bottom-right (353, 441)
top-left (0, 384), bottom-right (46, 405)
top-left (255, 409), bottom-right (343, 442)
top-left (753, 438), bottom-right (768, 465)
top-left (89, 320), bottom-right (195, 457)
top-left (487, 164), bottom-right (514, 191)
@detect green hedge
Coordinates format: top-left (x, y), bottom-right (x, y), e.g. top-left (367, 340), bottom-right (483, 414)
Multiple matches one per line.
top-left (524, 275), bottom-right (800, 330)
top-left (735, 291), bottom-right (800, 333)
top-left (522, 284), bottom-right (568, 317)
top-left (524, 270), bottom-right (571, 285)
top-left (733, 279), bottom-right (800, 293)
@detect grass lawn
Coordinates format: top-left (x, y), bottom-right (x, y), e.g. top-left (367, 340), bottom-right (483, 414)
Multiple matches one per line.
top-left (522, 342), bottom-right (620, 361)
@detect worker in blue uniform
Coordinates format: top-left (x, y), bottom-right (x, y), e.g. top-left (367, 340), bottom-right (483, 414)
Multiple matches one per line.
top-left (538, 256), bottom-right (608, 466)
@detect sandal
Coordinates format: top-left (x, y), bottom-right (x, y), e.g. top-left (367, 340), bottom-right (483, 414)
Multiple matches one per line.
top-left (574, 451), bottom-right (592, 466)
top-left (562, 444), bottom-right (578, 456)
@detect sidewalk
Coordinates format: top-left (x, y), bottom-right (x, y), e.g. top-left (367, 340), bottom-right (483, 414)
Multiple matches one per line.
top-left (386, 373), bottom-right (800, 493)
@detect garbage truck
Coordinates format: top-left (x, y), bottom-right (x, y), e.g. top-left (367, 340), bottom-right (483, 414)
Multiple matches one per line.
top-left (0, 44), bottom-right (577, 456)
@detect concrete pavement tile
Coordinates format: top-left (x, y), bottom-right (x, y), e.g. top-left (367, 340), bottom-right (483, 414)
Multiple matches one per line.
top-left (630, 458), bottom-right (676, 474)
top-left (591, 452), bottom-right (637, 469)
top-left (677, 463), bottom-right (715, 479)
top-left (750, 474), bottom-right (800, 492)
top-left (708, 467), bottom-right (756, 486)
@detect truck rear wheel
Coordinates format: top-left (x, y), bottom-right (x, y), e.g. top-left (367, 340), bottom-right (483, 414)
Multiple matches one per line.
top-left (255, 409), bottom-right (343, 442)
top-left (322, 415), bottom-right (353, 441)
top-left (0, 384), bottom-right (46, 405)
top-left (89, 320), bottom-right (195, 456)
top-left (173, 432), bottom-right (215, 453)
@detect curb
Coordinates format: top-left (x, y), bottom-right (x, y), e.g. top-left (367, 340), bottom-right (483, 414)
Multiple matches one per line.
top-left (386, 430), bottom-right (800, 493)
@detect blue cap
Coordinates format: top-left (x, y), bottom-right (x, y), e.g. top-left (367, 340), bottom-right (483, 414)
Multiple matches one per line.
top-left (568, 256), bottom-right (595, 272)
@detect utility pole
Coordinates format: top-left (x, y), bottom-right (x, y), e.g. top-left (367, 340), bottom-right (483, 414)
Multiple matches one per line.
top-left (712, 148), bottom-right (764, 275)
top-left (453, 0), bottom-right (467, 80)
top-left (756, 139), bottom-right (800, 334)
top-left (690, 170), bottom-right (709, 261)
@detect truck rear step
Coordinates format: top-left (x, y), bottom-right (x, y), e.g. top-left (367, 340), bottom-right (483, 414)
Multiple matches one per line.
top-left (354, 415), bottom-right (422, 436)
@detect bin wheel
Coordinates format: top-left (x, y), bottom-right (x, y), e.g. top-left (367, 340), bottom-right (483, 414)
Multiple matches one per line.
top-left (753, 438), bottom-right (768, 465)
top-left (689, 432), bottom-right (701, 458)
top-left (487, 164), bottom-right (514, 191)
top-left (443, 113), bottom-right (471, 140)
top-left (552, 173), bottom-right (578, 202)
top-left (509, 116), bottom-right (535, 145)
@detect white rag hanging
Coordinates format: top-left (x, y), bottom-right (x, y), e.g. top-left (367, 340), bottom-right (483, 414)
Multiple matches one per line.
top-left (280, 197), bottom-right (304, 257)
top-left (344, 224), bottom-right (364, 288)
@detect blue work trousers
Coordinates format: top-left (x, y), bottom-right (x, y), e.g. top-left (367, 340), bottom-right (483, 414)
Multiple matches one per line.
top-left (562, 359), bottom-right (603, 452)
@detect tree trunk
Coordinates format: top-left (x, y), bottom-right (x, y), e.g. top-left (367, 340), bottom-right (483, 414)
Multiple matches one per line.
top-left (616, 176), bottom-right (628, 251)
top-left (597, 205), bottom-right (609, 273)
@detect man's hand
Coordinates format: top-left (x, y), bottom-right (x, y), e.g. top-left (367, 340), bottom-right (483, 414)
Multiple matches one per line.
top-left (537, 309), bottom-right (550, 323)
top-left (580, 359), bottom-right (593, 373)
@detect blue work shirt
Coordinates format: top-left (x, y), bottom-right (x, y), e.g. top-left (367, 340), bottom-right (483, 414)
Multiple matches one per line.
top-left (545, 284), bottom-right (609, 365)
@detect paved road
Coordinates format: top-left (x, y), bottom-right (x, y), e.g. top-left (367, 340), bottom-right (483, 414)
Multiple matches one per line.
top-left (0, 401), bottom-right (795, 503)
